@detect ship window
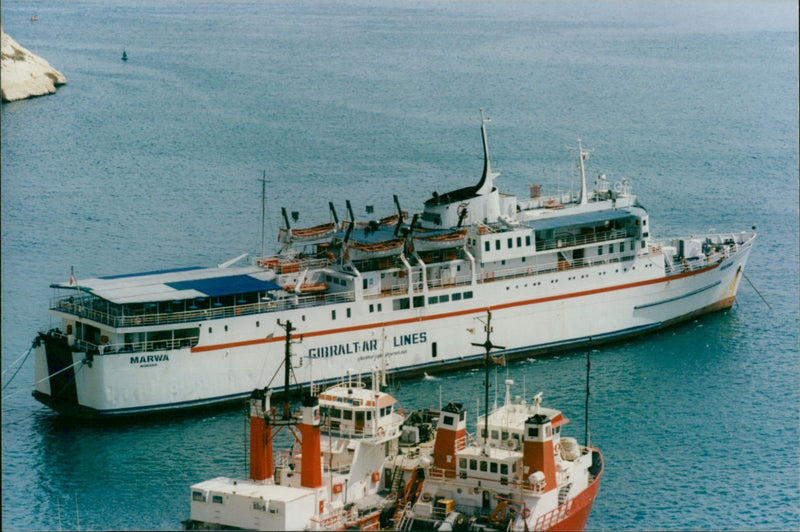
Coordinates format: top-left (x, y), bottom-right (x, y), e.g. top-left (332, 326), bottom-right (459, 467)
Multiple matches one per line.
top-left (495, 240), bottom-right (501, 250)
top-left (442, 414), bottom-right (455, 426)
top-left (516, 237), bottom-right (522, 247)
top-left (331, 310), bottom-right (336, 320)
top-left (377, 304), bottom-right (382, 312)
top-left (428, 296), bottom-right (438, 305)
top-left (432, 342), bottom-right (437, 358)
top-left (598, 246), bottom-right (603, 255)
top-left (452, 293), bottom-right (461, 301)
top-left (212, 495), bottom-right (223, 504)
top-left (347, 308), bottom-right (351, 318)
top-left (620, 242), bottom-right (625, 252)
top-left (369, 304), bottom-right (374, 313)
top-left (642, 240), bottom-right (646, 248)
top-left (500, 464), bottom-right (508, 475)
top-left (363, 279), bottom-right (368, 289)
top-left (343, 410), bottom-right (352, 420)
top-left (643, 219), bottom-right (647, 226)
top-left (507, 238), bottom-right (513, 248)
top-left (502, 431), bottom-right (509, 441)
top-left (413, 296), bottom-right (424, 308)
top-left (439, 294), bottom-right (449, 303)
top-left (224, 325), bottom-right (228, 332)
top-left (208, 327), bottom-right (212, 334)
top-left (491, 430), bottom-right (499, 440)
top-left (331, 408), bottom-right (341, 418)
top-left (393, 298), bottom-right (410, 311)
top-left (480, 461), bottom-right (488, 472)
top-left (528, 427), bottom-right (539, 439)
top-left (256, 321), bottom-right (260, 327)
top-left (459, 458), bottom-right (467, 469)
top-left (470, 459), bottom-right (478, 470)
top-left (485, 241), bottom-right (490, 252)
top-left (320, 406), bottom-right (329, 417)
top-left (609, 244), bottom-right (614, 253)
top-left (253, 501), bottom-right (266, 511)
top-left (463, 291), bottom-right (473, 299)
top-left (366, 411), bottom-right (372, 421)
top-left (490, 462), bottom-right (498, 474)
top-left (192, 491), bottom-right (206, 502)
top-left (526, 235), bottom-right (531, 246)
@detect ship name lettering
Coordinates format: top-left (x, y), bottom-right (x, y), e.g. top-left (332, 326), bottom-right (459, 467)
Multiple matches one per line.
top-left (393, 332), bottom-right (427, 347)
top-left (130, 354), bottom-right (170, 365)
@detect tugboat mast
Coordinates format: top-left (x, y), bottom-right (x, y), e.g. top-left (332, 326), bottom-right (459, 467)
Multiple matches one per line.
top-left (471, 310), bottom-right (504, 452)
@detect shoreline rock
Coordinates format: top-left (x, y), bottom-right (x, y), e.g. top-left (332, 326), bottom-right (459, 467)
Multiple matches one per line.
top-left (1, 28), bottom-right (67, 103)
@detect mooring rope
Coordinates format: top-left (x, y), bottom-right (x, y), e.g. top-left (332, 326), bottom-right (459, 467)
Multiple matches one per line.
top-left (1, 358), bottom-right (85, 400)
top-left (1, 345), bottom-right (34, 391)
top-left (742, 270), bottom-right (772, 310)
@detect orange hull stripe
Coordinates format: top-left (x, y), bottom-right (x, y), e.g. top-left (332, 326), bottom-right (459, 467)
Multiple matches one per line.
top-left (191, 262), bottom-right (719, 353)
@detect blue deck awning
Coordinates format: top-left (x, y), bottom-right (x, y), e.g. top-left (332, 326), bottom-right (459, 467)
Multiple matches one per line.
top-left (166, 275), bottom-right (281, 297)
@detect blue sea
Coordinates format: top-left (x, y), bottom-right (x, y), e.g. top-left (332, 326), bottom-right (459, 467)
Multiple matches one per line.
top-left (2, 1), bottom-right (798, 530)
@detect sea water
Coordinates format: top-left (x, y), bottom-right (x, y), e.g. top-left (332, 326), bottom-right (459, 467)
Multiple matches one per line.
top-left (1, 1), bottom-right (798, 529)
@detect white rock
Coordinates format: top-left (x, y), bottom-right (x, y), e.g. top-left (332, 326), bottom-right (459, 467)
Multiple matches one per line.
top-left (1, 28), bottom-right (67, 102)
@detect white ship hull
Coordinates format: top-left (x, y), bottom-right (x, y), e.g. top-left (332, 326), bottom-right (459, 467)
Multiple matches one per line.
top-left (33, 233), bottom-right (752, 417)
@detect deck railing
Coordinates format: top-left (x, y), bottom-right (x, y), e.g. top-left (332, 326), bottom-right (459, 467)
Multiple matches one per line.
top-left (52, 289), bottom-right (356, 329)
top-left (535, 228), bottom-right (627, 252)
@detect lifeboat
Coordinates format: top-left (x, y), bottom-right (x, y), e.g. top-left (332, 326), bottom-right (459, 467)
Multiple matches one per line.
top-left (283, 282), bottom-right (329, 294)
top-left (278, 221), bottom-right (336, 242)
top-left (346, 237), bottom-right (405, 261)
top-left (411, 228), bottom-right (468, 253)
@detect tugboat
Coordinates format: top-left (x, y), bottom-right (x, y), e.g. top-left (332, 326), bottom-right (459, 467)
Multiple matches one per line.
top-left (185, 322), bottom-right (437, 531)
top-left (395, 311), bottom-right (603, 531)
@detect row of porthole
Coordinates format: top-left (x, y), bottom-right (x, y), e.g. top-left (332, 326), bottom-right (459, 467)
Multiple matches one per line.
top-left (502, 264), bottom-right (654, 291)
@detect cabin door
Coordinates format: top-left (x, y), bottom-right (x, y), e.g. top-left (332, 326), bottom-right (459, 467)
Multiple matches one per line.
top-left (356, 411), bottom-right (365, 434)
top-left (482, 490), bottom-right (491, 511)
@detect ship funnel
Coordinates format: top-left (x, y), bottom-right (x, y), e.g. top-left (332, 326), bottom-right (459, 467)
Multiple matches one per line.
top-left (522, 414), bottom-right (556, 492)
top-left (249, 388), bottom-right (274, 482)
top-left (299, 394), bottom-right (323, 488)
top-left (432, 402), bottom-right (467, 477)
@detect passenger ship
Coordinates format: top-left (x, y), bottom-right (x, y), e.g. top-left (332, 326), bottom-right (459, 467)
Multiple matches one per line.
top-left (33, 111), bottom-right (755, 417)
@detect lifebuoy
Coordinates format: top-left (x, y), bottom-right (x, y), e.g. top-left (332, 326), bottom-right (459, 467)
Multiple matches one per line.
top-left (377, 427), bottom-right (385, 437)
top-left (554, 442), bottom-right (562, 456)
top-left (421, 493), bottom-right (432, 502)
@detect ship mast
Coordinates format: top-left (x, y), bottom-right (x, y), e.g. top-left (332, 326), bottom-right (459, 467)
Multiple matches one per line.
top-left (472, 310), bottom-right (504, 454)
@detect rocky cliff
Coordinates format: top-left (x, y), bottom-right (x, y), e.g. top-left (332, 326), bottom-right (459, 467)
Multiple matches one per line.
top-left (1, 28), bottom-right (67, 102)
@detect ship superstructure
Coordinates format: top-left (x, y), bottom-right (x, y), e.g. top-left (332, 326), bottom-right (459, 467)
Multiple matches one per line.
top-left (34, 110), bottom-right (755, 417)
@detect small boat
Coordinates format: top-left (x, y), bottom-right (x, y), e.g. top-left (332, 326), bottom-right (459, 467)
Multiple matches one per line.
top-left (282, 282), bottom-right (328, 294)
top-left (121, 50), bottom-right (128, 61)
top-left (30, 15), bottom-right (38, 22)
top-left (278, 221), bottom-right (336, 243)
top-left (411, 228), bottom-right (468, 253)
top-left (347, 237), bottom-right (405, 261)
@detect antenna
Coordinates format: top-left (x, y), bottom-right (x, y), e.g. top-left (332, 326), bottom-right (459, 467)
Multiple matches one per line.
top-left (585, 338), bottom-right (592, 447)
top-left (260, 171), bottom-right (267, 260)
